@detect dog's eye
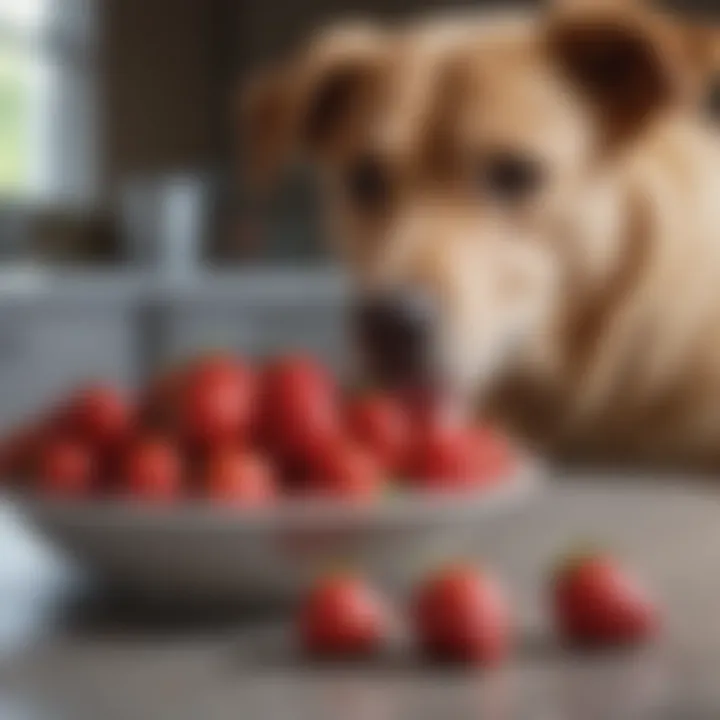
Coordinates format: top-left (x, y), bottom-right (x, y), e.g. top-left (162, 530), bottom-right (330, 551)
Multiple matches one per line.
top-left (345, 156), bottom-right (389, 211)
top-left (478, 152), bottom-right (545, 203)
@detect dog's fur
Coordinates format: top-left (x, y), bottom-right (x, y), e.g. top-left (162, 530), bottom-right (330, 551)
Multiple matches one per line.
top-left (242, 0), bottom-right (720, 469)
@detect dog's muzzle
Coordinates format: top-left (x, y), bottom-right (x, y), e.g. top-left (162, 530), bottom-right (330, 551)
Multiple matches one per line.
top-left (353, 290), bottom-right (437, 387)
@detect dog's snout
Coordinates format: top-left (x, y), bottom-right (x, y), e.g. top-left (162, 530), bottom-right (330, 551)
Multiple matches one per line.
top-left (354, 291), bottom-right (436, 385)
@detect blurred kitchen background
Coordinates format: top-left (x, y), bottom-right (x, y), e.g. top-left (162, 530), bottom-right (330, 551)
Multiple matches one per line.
top-left (0, 0), bottom-right (716, 433)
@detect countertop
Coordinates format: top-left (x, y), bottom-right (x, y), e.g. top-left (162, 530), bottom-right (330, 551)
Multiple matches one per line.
top-left (2, 473), bottom-right (720, 719)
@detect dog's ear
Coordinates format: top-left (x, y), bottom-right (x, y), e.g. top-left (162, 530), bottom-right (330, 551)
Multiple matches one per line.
top-left (240, 23), bottom-right (384, 193)
top-left (546, 1), bottom-right (720, 147)
top-left (680, 22), bottom-right (720, 90)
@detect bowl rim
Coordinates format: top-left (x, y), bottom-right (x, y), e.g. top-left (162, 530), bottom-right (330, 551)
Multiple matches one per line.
top-left (6, 457), bottom-right (544, 531)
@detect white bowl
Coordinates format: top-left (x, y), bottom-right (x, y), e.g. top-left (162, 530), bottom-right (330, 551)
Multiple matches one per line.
top-left (12, 462), bottom-right (543, 607)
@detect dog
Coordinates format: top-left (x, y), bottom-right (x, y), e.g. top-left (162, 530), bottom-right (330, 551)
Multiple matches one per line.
top-left (242, 0), bottom-right (720, 469)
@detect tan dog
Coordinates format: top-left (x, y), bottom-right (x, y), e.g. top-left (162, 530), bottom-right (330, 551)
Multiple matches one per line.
top-left (242, 0), bottom-right (720, 469)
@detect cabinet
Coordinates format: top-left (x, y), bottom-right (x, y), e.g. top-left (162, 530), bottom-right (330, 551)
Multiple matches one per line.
top-left (151, 271), bottom-right (350, 374)
top-left (0, 269), bottom-right (349, 430)
top-left (0, 303), bottom-right (138, 431)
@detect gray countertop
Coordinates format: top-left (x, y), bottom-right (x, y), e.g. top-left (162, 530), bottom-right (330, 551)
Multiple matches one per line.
top-left (2, 474), bottom-right (720, 719)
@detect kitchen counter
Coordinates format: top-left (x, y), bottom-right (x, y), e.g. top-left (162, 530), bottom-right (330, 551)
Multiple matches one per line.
top-left (2, 473), bottom-right (720, 719)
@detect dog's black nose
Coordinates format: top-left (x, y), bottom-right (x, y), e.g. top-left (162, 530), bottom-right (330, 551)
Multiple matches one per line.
top-left (354, 291), bottom-right (436, 385)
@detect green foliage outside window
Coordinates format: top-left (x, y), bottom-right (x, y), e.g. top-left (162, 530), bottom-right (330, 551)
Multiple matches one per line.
top-left (0, 48), bottom-right (31, 197)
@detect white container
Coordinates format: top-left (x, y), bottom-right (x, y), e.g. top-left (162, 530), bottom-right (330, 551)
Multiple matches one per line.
top-left (119, 174), bottom-right (212, 278)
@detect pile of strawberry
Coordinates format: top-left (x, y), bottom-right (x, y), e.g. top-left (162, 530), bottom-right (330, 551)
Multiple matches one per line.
top-left (299, 553), bottom-right (661, 665)
top-left (0, 353), bottom-right (514, 503)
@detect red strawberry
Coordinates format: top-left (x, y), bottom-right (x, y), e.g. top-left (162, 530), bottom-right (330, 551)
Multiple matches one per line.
top-left (63, 384), bottom-right (133, 447)
top-left (308, 441), bottom-right (385, 503)
top-left (299, 573), bottom-right (390, 658)
top-left (346, 393), bottom-right (411, 472)
top-left (0, 426), bottom-right (46, 484)
top-left (471, 425), bottom-right (514, 481)
top-left (259, 355), bottom-right (340, 462)
top-left (37, 438), bottom-right (95, 498)
top-left (123, 437), bottom-right (183, 503)
top-left (552, 553), bottom-right (660, 647)
top-left (407, 422), bottom-right (481, 491)
top-left (179, 354), bottom-right (256, 448)
top-left (203, 448), bottom-right (277, 507)
top-left (139, 367), bottom-right (186, 430)
top-left (414, 564), bottom-right (512, 666)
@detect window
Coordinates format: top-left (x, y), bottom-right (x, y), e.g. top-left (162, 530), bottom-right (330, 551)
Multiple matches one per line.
top-left (0, 0), bottom-right (96, 206)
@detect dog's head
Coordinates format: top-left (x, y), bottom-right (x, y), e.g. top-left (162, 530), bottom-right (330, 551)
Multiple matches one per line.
top-left (242, 0), bottom-right (718, 397)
